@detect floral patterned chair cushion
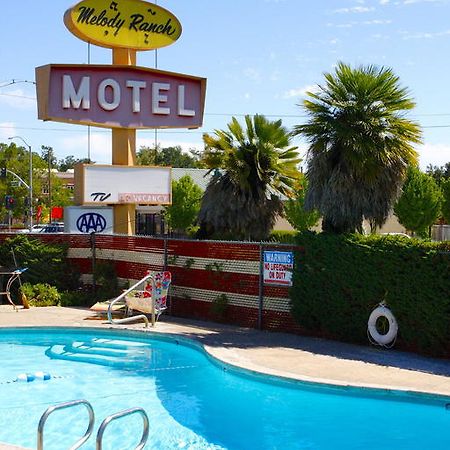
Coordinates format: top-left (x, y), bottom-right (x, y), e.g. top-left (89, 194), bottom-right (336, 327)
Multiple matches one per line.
top-left (125, 271), bottom-right (172, 319)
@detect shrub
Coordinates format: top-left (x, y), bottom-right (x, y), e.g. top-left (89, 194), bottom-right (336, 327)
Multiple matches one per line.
top-left (268, 230), bottom-right (297, 244)
top-left (59, 289), bottom-right (93, 307)
top-left (21, 283), bottom-right (61, 307)
top-left (210, 293), bottom-right (228, 318)
top-left (290, 232), bottom-right (450, 357)
top-left (93, 261), bottom-right (121, 300)
top-left (0, 235), bottom-right (80, 291)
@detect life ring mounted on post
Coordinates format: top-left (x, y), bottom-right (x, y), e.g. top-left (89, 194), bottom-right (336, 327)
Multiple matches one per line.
top-left (367, 303), bottom-right (398, 348)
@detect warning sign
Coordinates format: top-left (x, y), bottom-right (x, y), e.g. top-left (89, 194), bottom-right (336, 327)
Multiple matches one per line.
top-left (263, 251), bottom-right (294, 286)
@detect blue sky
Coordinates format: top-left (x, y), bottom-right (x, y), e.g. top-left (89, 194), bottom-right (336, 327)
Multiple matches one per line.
top-left (1, 0), bottom-right (450, 169)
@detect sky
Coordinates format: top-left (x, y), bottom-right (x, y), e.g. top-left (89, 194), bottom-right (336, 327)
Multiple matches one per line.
top-left (1, 0), bottom-right (450, 170)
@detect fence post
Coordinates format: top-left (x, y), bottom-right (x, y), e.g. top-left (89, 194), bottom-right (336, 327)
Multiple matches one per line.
top-left (163, 237), bottom-right (168, 271)
top-left (90, 232), bottom-right (96, 293)
top-left (258, 244), bottom-right (264, 330)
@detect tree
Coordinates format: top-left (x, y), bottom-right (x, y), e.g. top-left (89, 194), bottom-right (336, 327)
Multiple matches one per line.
top-left (0, 142), bottom-right (47, 223)
top-left (57, 155), bottom-right (92, 172)
top-left (394, 166), bottom-right (442, 237)
top-left (137, 145), bottom-right (203, 168)
top-left (197, 114), bottom-right (301, 240)
top-left (284, 175), bottom-right (321, 232)
top-left (41, 145), bottom-right (57, 168)
top-left (440, 178), bottom-right (450, 223)
top-left (163, 175), bottom-right (203, 235)
top-left (426, 162), bottom-right (450, 186)
top-left (51, 176), bottom-right (74, 208)
top-left (293, 62), bottom-right (421, 234)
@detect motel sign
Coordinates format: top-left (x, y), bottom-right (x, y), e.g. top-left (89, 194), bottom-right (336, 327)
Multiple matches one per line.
top-left (35, 0), bottom-right (206, 234)
top-left (36, 64), bottom-right (206, 129)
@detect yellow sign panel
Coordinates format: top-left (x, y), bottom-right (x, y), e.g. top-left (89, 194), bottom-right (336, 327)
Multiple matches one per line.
top-left (64, 0), bottom-right (182, 51)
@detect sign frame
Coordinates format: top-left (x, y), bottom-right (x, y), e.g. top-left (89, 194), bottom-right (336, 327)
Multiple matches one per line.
top-left (74, 164), bottom-right (172, 205)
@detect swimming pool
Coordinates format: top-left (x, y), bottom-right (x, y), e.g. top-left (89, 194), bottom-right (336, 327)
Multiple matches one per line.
top-left (0, 327), bottom-right (449, 450)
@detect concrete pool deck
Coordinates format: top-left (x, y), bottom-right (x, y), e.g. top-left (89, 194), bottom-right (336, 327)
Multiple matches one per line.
top-left (1, 305), bottom-right (450, 398)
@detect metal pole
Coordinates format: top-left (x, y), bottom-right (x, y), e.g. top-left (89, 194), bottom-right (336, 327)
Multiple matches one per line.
top-left (163, 237), bottom-right (168, 271)
top-left (258, 244), bottom-right (264, 330)
top-left (8, 136), bottom-right (33, 231)
top-left (28, 144), bottom-right (33, 231)
top-left (48, 149), bottom-right (52, 224)
top-left (90, 232), bottom-right (96, 294)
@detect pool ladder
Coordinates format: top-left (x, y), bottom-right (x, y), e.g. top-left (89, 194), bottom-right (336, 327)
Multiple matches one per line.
top-left (37, 399), bottom-right (149, 450)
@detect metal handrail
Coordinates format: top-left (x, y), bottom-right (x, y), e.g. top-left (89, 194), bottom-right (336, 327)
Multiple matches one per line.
top-left (37, 399), bottom-right (95, 450)
top-left (96, 407), bottom-right (149, 450)
top-left (107, 274), bottom-right (153, 327)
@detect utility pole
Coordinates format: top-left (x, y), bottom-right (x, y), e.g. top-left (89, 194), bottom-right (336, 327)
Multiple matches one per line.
top-left (42, 145), bottom-right (53, 223)
top-left (48, 149), bottom-right (52, 223)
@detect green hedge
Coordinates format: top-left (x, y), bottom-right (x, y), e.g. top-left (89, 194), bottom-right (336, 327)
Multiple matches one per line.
top-left (291, 232), bottom-right (450, 357)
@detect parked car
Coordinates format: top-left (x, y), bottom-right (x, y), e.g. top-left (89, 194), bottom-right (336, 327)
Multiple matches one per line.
top-left (18, 224), bottom-right (45, 233)
top-left (39, 223), bottom-right (64, 233)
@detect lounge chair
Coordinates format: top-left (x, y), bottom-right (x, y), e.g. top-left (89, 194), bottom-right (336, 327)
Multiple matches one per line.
top-left (125, 271), bottom-right (172, 322)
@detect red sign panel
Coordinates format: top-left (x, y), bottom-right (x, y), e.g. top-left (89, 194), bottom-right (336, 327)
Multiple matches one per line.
top-left (51, 206), bottom-right (64, 220)
top-left (36, 64), bottom-right (206, 129)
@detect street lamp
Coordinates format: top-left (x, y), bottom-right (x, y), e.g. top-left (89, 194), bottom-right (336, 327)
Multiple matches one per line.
top-left (8, 136), bottom-right (33, 231)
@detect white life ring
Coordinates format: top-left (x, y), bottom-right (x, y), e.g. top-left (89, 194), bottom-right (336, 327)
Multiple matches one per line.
top-left (367, 305), bottom-right (398, 347)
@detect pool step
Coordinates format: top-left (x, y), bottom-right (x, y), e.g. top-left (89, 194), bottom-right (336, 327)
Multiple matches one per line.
top-left (70, 342), bottom-right (147, 358)
top-left (45, 344), bottom-right (149, 369)
top-left (85, 338), bottom-right (149, 351)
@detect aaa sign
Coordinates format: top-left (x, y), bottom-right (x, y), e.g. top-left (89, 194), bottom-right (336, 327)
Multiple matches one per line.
top-left (64, 0), bottom-right (182, 50)
top-left (36, 64), bottom-right (206, 129)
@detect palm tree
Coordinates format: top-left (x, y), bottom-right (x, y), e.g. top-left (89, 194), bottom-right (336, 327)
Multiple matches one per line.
top-left (293, 62), bottom-right (422, 233)
top-left (197, 114), bottom-right (301, 240)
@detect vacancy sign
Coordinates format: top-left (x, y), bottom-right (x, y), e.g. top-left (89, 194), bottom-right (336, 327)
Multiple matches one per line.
top-left (35, 64), bottom-right (206, 129)
top-left (263, 251), bottom-right (294, 286)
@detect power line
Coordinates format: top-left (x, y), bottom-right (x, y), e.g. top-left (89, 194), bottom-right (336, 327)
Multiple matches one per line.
top-left (0, 124), bottom-right (206, 134)
top-left (0, 80), bottom-right (36, 89)
top-left (4, 92), bottom-right (450, 121)
top-left (2, 123), bottom-right (450, 139)
top-left (4, 91), bottom-right (450, 121)
top-left (2, 84), bottom-right (450, 130)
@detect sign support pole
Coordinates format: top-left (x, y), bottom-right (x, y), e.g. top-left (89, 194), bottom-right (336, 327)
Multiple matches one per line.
top-left (258, 244), bottom-right (264, 330)
top-left (112, 48), bottom-right (137, 235)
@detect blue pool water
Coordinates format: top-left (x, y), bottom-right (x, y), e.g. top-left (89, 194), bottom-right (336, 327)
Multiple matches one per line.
top-left (0, 328), bottom-right (449, 450)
